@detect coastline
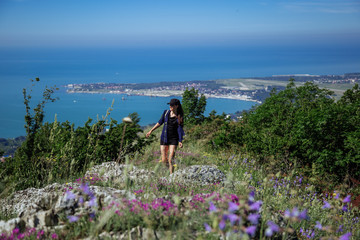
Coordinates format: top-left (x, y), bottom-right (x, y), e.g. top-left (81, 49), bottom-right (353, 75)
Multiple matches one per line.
top-left (67, 89), bottom-right (261, 103)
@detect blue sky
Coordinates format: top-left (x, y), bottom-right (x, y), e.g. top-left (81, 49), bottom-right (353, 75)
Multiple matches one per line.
top-left (0, 0), bottom-right (359, 47)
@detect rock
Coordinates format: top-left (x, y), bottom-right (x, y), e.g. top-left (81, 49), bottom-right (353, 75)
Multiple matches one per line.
top-left (0, 182), bottom-right (135, 234)
top-left (0, 183), bottom-right (63, 217)
top-left (20, 209), bottom-right (58, 229)
top-left (0, 218), bottom-right (21, 234)
top-left (85, 162), bottom-right (155, 183)
top-left (168, 165), bottom-right (226, 185)
top-left (115, 226), bottom-right (158, 240)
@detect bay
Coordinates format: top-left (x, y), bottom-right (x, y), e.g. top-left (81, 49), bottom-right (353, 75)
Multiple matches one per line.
top-left (0, 88), bottom-right (256, 138)
top-left (0, 45), bottom-right (359, 138)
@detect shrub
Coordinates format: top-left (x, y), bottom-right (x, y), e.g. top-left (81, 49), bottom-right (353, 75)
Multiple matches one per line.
top-left (0, 79), bottom-right (154, 191)
top-left (241, 80), bottom-right (360, 179)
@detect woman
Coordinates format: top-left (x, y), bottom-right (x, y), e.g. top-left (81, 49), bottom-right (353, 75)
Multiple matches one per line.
top-left (146, 98), bottom-right (185, 174)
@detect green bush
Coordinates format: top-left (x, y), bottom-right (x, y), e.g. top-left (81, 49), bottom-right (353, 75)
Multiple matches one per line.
top-left (241, 80), bottom-right (360, 179)
top-left (205, 80), bottom-right (360, 180)
top-left (182, 87), bottom-right (207, 124)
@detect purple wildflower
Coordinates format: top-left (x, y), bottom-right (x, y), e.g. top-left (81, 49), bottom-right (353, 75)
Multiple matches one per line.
top-left (284, 209), bottom-right (291, 218)
top-left (322, 200), bottom-right (331, 209)
top-left (342, 204), bottom-right (348, 212)
top-left (247, 213), bottom-right (260, 225)
top-left (291, 207), bottom-right (299, 217)
top-left (37, 230), bottom-right (44, 239)
top-left (248, 191), bottom-right (255, 202)
top-left (245, 225), bottom-right (257, 237)
top-left (219, 220), bottom-right (226, 230)
top-left (51, 233), bottom-right (58, 239)
top-left (315, 221), bottom-right (322, 230)
top-left (343, 195), bottom-right (351, 203)
top-left (299, 209), bottom-right (308, 220)
top-left (67, 215), bottom-right (80, 223)
top-left (339, 232), bottom-right (352, 240)
top-left (265, 221), bottom-right (280, 237)
top-left (209, 201), bottom-right (217, 212)
top-left (222, 214), bottom-right (229, 221)
top-left (88, 197), bottom-right (97, 207)
top-left (249, 201), bottom-right (262, 211)
top-left (228, 201), bottom-right (239, 212)
top-left (204, 223), bottom-right (212, 232)
top-left (228, 213), bottom-right (239, 225)
top-left (65, 191), bottom-right (76, 200)
top-left (80, 183), bottom-right (93, 197)
top-left (89, 211), bottom-right (96, 219)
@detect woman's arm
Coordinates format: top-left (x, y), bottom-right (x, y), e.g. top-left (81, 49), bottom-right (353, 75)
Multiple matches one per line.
top-left (177, 124), bottom-right (185, 148)
top-left (146, 123), bottom-right (161, 138)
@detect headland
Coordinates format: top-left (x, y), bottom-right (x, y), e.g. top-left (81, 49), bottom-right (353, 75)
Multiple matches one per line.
top-left (65, 72), bottom-right (360, 103)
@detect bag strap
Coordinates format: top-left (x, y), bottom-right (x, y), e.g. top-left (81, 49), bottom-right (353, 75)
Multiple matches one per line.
top-left (164, 110), bottom-right (170, 125)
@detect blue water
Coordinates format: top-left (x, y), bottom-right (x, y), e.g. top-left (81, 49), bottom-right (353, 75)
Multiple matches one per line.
top-left (1, 45), bottom-right (359, 138)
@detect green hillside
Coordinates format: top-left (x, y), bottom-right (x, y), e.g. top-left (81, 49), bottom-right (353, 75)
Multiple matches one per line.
top-left (0, 79), bottom-right (359, 239)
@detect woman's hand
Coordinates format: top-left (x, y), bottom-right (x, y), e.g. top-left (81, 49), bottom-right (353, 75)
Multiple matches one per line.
top-left (146, 131), bottom-right (152, 138)
top-left (179, 142), bottom-right (183, 148)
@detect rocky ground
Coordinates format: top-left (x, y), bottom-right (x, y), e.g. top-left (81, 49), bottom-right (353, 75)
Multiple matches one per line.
top-left (0, 162), bottom-right (226, 238)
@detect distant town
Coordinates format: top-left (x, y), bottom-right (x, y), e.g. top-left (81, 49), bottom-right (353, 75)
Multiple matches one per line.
top-left (66, 72), bottom-right (360, 103)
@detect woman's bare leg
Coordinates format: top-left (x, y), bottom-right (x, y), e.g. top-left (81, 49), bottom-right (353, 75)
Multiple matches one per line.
top-left (161, 145), bottom-right (169, 167)
top-left (168, 145), bottom-right (177, 174)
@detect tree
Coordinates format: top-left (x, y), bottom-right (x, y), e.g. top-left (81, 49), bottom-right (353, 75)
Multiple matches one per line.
top-left (182, 88), bottom-right (207, 124)
top-left (238, 80), bottom-right (360, 179)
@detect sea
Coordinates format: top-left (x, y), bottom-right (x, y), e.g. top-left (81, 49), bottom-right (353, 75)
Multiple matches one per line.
top-left (1, 45), bottom-right (359, 138)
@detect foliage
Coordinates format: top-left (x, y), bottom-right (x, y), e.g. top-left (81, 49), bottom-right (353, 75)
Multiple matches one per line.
top-left (0, 79), bottom-right (154, 191)
top-left (245, 81), bottom-right (360, 179)
top-left (2, 151), bottom-right (359, 239)
top-left (182, 87), bottom-right (207, 124)
top-left (207, 80), bottom-right (360, 180)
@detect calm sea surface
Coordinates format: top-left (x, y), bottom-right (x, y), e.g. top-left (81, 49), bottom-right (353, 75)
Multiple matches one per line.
top-left (1, 45), bottom-right (359, 138)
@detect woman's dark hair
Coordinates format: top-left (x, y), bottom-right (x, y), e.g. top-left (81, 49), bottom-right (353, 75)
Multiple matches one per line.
top-left (176, 102), bottom-right (184, 126)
